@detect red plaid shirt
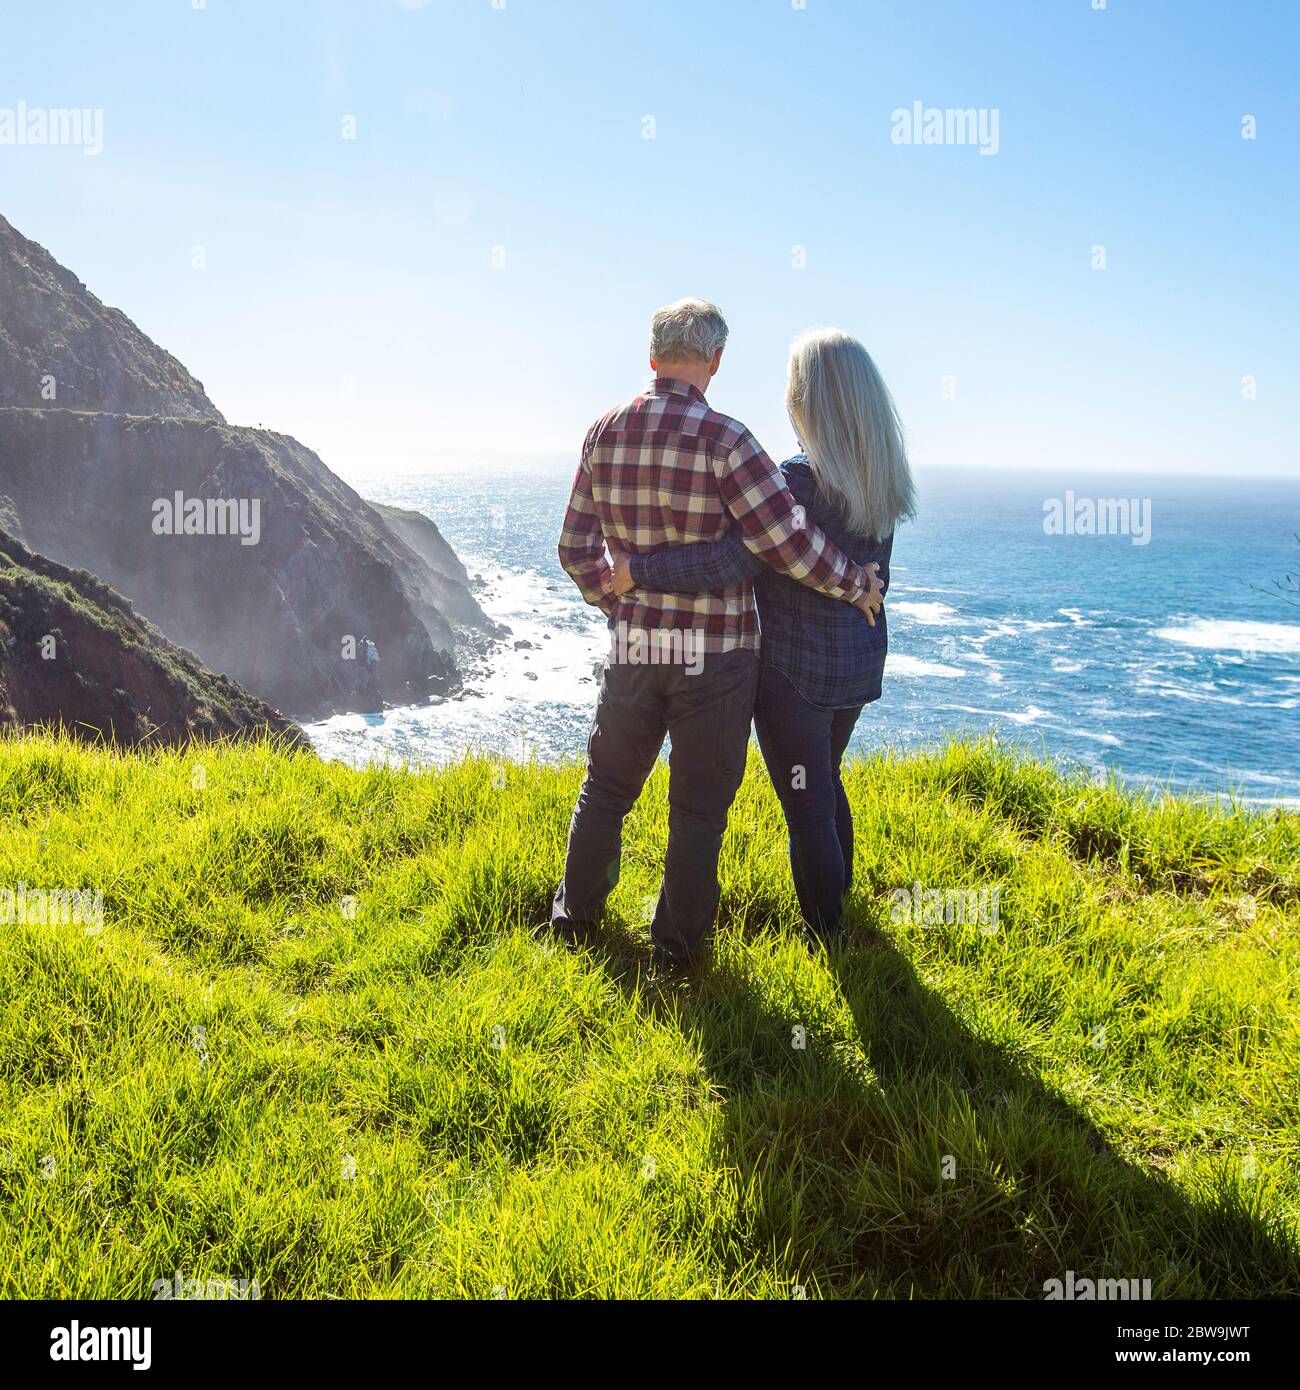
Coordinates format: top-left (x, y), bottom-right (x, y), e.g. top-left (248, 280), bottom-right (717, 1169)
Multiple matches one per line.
top-left (558, 377), bottom-right (872, 653)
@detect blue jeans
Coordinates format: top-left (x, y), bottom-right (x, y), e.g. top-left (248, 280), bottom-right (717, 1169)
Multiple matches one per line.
top-left (553, 647), bottom-right (760, 961)
top-left (752, 664), bottom-right (864, 938)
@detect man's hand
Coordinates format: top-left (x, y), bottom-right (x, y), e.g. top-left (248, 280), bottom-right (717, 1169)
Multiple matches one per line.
top-left (853, 561), bottom-right (884, 627)
top-left (607, 543), bottom-right (636, 597)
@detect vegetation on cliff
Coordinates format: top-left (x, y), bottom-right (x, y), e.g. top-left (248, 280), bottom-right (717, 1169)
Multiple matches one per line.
top-left (0, 531), bottom-right (302, 747)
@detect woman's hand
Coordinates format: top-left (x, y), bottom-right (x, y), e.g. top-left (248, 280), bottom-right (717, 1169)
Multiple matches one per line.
top-left (853, 561), bottom-right (883, 627)
top-left (607, 543), bottom-right (636, 597)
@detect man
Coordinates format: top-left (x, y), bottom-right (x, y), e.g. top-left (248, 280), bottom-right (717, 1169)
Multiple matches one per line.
top-left (554, 298), bottom-right (882, 965)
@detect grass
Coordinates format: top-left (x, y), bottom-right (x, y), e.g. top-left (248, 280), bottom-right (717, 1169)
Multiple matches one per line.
top-left (0, 731), bottom-right (1296, 1299)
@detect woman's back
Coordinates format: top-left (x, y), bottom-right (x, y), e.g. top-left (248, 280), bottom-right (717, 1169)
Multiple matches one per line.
top-left (754, 455), bottom-right (892, 710)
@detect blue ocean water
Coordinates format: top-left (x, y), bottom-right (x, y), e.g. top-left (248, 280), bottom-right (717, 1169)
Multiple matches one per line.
top-left (307, 462), bottom-right (1300, 806)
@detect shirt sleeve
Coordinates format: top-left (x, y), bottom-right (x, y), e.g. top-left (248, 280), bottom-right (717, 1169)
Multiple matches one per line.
top-left (628, 530), bottom-right (764, 593)
top-left (714, 435), bottom-right (869, 602)
top-left (557, 433), bottom-right (615, 614)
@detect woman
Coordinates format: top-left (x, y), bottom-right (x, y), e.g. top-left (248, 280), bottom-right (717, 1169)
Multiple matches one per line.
top-left (611, 327), bottom-right (915, 942)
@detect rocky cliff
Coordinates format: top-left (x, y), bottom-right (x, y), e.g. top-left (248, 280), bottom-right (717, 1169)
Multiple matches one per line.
top-left (0, 408), bottom-right (496, 717)
top-left (0, 212), bottom-right (498, 720)
top-left (0, 213), bottom-right (223, 419)
top-left (0, 528), bottom-right (302, 748)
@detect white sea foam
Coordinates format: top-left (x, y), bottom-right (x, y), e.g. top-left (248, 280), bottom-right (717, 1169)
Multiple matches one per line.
top-left (1149, 686), bottom-right (1245, 707)
top-left (890, 585), bottom-right (972, 596)
top-left (1066, 728), bottom-right (1121, 746)
top-left (1155, 618), bottom-right (1300, 655)
top-left (889, 655), bottom-right (965, 678)
top-left (947, 703), bottom-right (1051, 726)
top-left (890, 600), bottom-right (964, 625)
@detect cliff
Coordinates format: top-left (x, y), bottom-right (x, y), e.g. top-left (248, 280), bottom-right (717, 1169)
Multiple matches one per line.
top-left (0, 211), bottom-right (498, 719)
top-left (0, 528), bottom-right (302, 747)
top-left (0, 213), bottom-right (223, 419)
top-left (0, 408), bottom-right (496, 717)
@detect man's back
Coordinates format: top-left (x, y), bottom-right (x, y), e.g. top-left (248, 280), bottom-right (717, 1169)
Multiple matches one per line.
top-left (559, 377), bottom-right (869, 655)
top-left (578, 377), bottom-right (756, 649)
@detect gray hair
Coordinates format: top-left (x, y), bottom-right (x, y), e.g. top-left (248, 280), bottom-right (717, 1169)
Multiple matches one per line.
top-left (649, 298), bottom-right (729, 365)
top-left (786, 327), bottom-right (916, 542)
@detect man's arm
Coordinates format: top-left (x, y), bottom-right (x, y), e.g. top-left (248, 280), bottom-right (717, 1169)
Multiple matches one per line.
top-left (557, 443), bottom-right (615, 615)
top-left (716, 434), bottom-right (877, 607)
top-left (628, 530), bottom-right (764, 593)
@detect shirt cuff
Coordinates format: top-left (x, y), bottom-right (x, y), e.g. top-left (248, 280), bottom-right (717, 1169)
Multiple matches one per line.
top-left (840, 564), bottom-right (868, 604)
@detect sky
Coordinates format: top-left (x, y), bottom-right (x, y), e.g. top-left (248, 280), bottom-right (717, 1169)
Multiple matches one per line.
top-left (2, 0), bottom-right (1297, 481)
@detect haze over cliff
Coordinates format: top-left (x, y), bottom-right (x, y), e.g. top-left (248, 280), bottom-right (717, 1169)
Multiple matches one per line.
top-left (0, 528), bottom-right (302, 747)
top-left (0, 211), bottom-right (498, 721)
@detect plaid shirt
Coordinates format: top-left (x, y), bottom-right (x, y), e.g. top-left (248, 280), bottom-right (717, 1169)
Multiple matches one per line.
top-left (629, 456), bottom-right (894, 709)
top-left (558, 378), bottom-right (871, 654)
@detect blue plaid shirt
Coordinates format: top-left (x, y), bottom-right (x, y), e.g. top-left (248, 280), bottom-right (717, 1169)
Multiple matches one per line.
top-left (629, 456), bottom-right (892, 709)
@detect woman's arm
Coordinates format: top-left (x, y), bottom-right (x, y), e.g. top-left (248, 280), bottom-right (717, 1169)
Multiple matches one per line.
top-left (625, 530), bottom-right (766, 593)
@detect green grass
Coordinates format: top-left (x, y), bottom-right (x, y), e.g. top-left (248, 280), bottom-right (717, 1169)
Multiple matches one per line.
top-left (0, 731), bottom-right (1297, 1299)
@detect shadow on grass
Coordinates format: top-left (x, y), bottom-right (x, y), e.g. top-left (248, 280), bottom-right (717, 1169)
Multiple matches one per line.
top-left (560, 917), bottom-right (1300, 1299)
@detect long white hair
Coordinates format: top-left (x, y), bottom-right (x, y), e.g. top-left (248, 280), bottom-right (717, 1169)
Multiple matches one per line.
top-left (786, 328), bottom-right (916, 541)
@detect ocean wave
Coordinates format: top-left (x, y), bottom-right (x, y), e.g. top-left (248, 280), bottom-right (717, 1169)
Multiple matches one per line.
top-left (889, 600), bottom-right (965, 625)
top-left (1066, 727), bottom-right (1122, 746)
top-left (1154, 618), bottom-right (1300, 655)
top-left (946, 703), bottom-right (1051, 726)
top-left (889, 655), bottom-right (965, 678)
top-left (889, 585), bottom-right (974, 596)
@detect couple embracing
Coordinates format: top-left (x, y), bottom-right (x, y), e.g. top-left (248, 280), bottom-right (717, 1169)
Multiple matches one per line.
top-left (554, 298), bottom-right (915, 966)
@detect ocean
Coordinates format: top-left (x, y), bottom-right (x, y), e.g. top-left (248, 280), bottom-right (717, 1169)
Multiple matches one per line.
top-left (306, 461), bottom-right (1300, 807)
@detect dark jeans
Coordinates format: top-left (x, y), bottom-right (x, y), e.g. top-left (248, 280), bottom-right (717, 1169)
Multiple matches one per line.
top-left (552, 646), bottom-right (759, 961)
top-left (752, 664), bottom-right (864, 938)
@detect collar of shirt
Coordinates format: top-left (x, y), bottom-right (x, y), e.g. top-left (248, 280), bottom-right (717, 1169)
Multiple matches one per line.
top-left (647, 377), bottom-right (707, 405)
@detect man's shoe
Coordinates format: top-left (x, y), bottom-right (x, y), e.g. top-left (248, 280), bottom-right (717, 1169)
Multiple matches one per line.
top-left (544, 917), bottom-right (599, 950)
top-left (648, 942), bottom-right (704, 979)
top-left (801, 923), bottom-right (846, 954)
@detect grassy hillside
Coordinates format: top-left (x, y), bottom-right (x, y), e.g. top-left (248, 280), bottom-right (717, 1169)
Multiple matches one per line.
top-left (0, 733), bottom-right (1296, 1299)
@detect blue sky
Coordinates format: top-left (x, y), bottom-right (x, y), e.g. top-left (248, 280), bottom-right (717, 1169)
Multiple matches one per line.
top-left (2, 0), bottom-right (1297, 480)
